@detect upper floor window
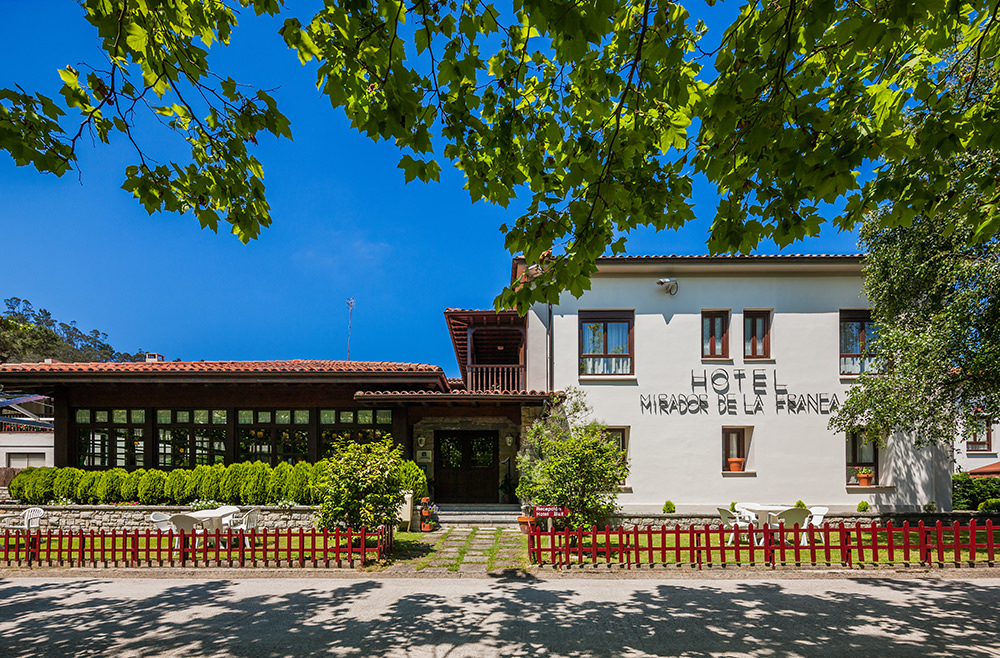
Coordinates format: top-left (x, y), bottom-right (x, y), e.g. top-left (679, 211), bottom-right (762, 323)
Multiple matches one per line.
top-left (744, 310), bottom-right (770, 359)
top-left (967, 418), bottom-right (994, 453)
top-left (840, 310), bottom-right (876, 374)
top-left (702, 310), bottom-right (730, 359)
top-left (579, 311), bottom-right (633, 375)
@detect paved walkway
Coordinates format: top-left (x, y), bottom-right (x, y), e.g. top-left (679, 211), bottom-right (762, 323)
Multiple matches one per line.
top-left (385, 525), bottom-right (529, 574)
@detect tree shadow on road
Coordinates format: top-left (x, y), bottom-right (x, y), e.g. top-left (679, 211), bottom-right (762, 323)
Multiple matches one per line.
top-left (1, 575), bottom-right (997, 657)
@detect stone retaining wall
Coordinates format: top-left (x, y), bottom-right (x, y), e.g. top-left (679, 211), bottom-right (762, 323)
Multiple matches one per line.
top-left (0, 504), bottom-right (318, 533)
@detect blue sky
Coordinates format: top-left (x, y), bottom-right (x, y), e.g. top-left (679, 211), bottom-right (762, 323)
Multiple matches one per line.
top-left (1, 3), bottom-right (862, 378)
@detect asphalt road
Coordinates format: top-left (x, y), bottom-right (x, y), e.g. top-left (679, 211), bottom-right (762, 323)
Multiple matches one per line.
top-left (3, 573), bottom-right (1000, 657)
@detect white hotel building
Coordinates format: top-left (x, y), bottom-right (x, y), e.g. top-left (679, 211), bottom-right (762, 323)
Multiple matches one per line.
top-left (522, 255), bottom-right (952, 513)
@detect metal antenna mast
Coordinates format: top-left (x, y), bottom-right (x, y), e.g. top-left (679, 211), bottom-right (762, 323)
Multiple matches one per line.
top-left (346, 297), bottom-right (356, 360)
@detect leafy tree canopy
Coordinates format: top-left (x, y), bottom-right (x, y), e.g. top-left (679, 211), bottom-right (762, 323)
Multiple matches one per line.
top-left (830, 49), bottom-right (1000, 449)
top-left (4, 1), bottom-right (1000, 310)
top-left (516, 388), bottom-right (629, 528)
top-left (0, 297), bottom-right (143, 363)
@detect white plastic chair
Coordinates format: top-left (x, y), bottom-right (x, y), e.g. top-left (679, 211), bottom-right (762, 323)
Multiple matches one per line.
top-left (168, 513), bottom-right (206, 553)
top-left (768, 508), bottom-right (811, 545)
top-left (227, 507), bottom-right (260, 547)
top-left (150, 511), bottom-right (172, 532)
top-left (718, 507), bottom-right (756, 546)
top-left (3, 508), bottom-right (44, 549)
top-left (215, 505), bottom-right (242, 528)
top-left (6, 507), bottom-right (44, 531)
top-left (806, 506), bottom-right (829, 544)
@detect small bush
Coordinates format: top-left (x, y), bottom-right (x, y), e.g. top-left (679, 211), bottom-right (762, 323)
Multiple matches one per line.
top-left (96, 468), bottom-right (128, 504)
top-left (923, 500), bottom-right (937, 513)
top-left (164, 469), bottom-right (190, 504)
top-left (857, 501), bottom-right (870, 512)
top-left (25, 467), bottom-right (58, 504)
top-left (8, 467), bottom-right (35, 501)
top-left (794, 500), bottom-right (807, 509)
top-left (662, 500), bottom-right (676, 514)
top-left (185, 465), bottom-right (211, 501)
top-left (978, 498), bottom-right (1000, 513)
top-left (120, 469), bottom-right (145, 501)
top-left (240, 461), bottom-right (272, 506)
top-left (729, 501), bottom-right (737, 511)
top-left (953, 472), bottom-right (1000, 510)
top-left (398, 460), bottom-right (428, 500)
top-left (198, 463), bottom-right (225, 501)
top-left (268, 462), bottom-right (293, 502)
top-left (288, 461), bottom-right (312, 504)
top-left (76, 471), bottom-right (102, 504)
top-left (315, 437), bottom-right (405, 530)
top-left (308, 461), bottom-right (329, 504)
top-left (220, 462), bottom-right (248, 503)
top-left (138, 470), bottom-right (167, 504)
top-left (53, 468), bottom-right (83, 501)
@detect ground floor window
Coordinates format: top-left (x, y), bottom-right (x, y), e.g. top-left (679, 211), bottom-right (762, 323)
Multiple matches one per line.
top-left (846, 431), bottom-right (878, 484)
top-left (71, 406), bottom-right (394, 469)
top-left (967, 418), bottom-right (993, 453)
top-left (604, 427), bottom-right (629, 485)
top-left (722, 427), bottom-right (751, 472)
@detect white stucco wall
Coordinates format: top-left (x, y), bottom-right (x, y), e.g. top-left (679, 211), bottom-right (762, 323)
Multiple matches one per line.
top-left (0, 431), bottom-right (54, 468)
top-left (526, 263), bottom-right (951, 513)
top-left (953, 422), bottom-right (999, 475)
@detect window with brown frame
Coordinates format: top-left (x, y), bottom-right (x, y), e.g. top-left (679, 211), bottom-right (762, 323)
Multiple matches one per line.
top-left (846, 431), bottom-right (878, 484)
top-left (604, 427), bottom-right (629, 485)
top-left (579, 311), bottom-right (634, 375)
top-left (840, 310), bottom-right (877, 374)
top-left (722, 427), bottom-right (750, 471)
top-left (744, 310), bottom-right (770, 359)
top-left (702, 310), bottom-right (730, 358)
top-left (967, 419), bottom-right (994, 453)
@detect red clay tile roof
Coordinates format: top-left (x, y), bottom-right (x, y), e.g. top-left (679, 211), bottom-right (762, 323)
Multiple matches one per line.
top-left (969, 461), bottom-right (1000, 478)
top-left (0, 359), bottom-right (443, 374)
top-left (356, 389), bottom-right (554, 400)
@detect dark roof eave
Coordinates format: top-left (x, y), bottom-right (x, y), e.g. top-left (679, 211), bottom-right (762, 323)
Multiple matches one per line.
top-left (0, 371), bottom-right (449, 387)
top-left (355, 391), bottom-right (554, 403)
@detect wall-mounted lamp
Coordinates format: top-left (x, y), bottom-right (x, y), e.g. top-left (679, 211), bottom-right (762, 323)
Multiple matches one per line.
top-left (505, 435), bottom-right (514, 447)
top-left (657, 278), bottom-right (678, 295)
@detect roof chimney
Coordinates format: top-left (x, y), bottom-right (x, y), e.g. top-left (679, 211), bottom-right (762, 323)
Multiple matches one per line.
top-left (145, 353), bottom-right (164, 363)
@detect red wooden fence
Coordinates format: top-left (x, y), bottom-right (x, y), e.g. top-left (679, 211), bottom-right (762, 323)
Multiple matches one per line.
top-left (528, 521), bottom-right (1000, 569)
top-left (1, 525), bottom-right (393, 568)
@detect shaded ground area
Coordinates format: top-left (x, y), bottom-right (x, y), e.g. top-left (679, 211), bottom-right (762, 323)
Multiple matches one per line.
top-left (2, 575), bottom-right (1000, 657)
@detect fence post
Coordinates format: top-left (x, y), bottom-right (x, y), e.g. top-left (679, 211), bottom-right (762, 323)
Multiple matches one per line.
top-left (918, 521), bottom-right (927, 564)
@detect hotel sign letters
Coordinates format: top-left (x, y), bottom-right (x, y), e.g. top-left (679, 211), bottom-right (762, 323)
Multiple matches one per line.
top-left (639, 368), bottom-right (840, 416)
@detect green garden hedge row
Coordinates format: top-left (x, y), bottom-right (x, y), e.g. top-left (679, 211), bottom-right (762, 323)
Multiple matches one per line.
top-left (953, 472), bottom-right (1000, 511)
top-left (9, 459), bottom-right (427, 507)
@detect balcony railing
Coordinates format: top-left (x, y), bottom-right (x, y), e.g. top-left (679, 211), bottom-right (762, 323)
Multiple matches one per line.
top-left (466, 365), bottom-right (526, 392)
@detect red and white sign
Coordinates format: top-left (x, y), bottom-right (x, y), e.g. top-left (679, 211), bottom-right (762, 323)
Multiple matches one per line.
top-left (533, 506), bottom-right (569, 518)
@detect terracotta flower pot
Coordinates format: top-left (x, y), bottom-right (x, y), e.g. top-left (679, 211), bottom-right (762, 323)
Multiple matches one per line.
top-left (421, 522), bottom-right (434, 532)
top-left (421, 509), bottom-right (431, 517)
top-left (857, 474), bottom-right (873, 486)
top-left (517, 516), bottom-right (536, 535)
top-left (727, 458), bottom-right (745, 472)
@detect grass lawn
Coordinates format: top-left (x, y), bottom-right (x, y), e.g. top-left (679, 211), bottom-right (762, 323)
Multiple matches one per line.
top-left (530, 525), bottom-right (1000, 566)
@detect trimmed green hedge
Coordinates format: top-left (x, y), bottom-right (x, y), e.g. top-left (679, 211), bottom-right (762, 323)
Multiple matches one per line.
top-left (954, 472), bottom-right (1000, 510)
top-left (1, 460), bottom-right (370, 506)
top-left (8, 457), bottom-right (427, 508)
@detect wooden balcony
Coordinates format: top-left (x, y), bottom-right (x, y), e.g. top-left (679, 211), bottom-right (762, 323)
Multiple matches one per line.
top-left (466, 364), bottom-right (526, 392)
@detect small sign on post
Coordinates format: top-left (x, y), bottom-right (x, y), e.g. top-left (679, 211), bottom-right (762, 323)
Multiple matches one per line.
top-left (533, 506), bottom-right (570, 532)
top-left (533, 506), bottom-right (570, 518)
